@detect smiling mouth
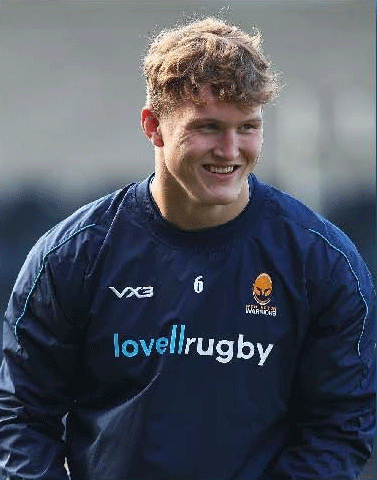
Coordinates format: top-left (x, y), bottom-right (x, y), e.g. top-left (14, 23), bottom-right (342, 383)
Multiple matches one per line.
top-left (203, 165), bottom-right (239, 174)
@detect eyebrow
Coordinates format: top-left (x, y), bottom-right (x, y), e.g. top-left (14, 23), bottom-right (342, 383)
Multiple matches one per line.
top-left (186, 116), bottom-right (263, 129)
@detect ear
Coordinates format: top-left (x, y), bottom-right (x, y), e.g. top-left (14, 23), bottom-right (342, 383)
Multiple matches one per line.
top-left (141, 107), bottom-right (164, 147)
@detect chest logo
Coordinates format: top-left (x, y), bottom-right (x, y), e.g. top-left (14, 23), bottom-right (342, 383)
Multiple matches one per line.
top-left (253, 273), bottom-right (273, 305)
top-left (109, 286), bottom-right (154, 299)
top-left (246, 273), bottom-right (277, 316)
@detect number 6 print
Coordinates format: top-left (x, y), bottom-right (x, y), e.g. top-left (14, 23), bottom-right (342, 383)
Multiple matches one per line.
top-left (194, 275), bottom-right (204, 293)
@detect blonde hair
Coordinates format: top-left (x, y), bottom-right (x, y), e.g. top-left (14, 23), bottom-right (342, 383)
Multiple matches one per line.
top-left (142, 16), bottom-right (281, 118)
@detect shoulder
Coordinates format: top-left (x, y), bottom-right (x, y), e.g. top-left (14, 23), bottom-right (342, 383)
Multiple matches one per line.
top-left (255, 178), bottom-right (375, 334)
top-left (255, 177), bottom-right (360, 259)
top-left (41, 186), bottom-right (132, 253)
top-left (8, 184), bottom-right (136, 323)
top-left (253, 177), bottom-right (374, 295)
top-left (28, 183), bottom-right (135, 265)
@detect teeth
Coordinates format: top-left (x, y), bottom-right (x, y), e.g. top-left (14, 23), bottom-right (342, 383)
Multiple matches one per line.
top-left (206, 165), bottom-right (235, 174)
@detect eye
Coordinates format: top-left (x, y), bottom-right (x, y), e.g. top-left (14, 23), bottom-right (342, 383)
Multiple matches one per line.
top-left (239, 123), bottom-right (259, 133)
top-left (199, 123), bottom-right (220, 133)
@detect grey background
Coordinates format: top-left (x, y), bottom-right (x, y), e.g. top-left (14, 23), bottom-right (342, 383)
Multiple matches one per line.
top-left (1, 1), bottom-right (375, 478)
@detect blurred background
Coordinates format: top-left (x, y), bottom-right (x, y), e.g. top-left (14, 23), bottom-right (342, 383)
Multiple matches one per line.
top-left (1, 0), bottom-right (375, 477)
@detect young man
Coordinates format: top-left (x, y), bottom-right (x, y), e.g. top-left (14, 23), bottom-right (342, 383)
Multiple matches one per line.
top-left (0, 17), bottom-right (375, 480)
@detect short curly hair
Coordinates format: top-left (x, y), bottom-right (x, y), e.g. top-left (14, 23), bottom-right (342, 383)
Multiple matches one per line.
top-left (142, 16), bottom-right (281, 118)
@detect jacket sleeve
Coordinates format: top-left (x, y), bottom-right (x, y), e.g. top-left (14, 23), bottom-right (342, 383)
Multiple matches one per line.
top-left (265, 233), bottom-right (376, 480)
top-left (0, 223), bottom-right (98, 480)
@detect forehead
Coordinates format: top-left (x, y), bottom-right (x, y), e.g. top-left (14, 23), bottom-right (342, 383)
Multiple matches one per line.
top-left (166, 86), bottom-right (262, 125)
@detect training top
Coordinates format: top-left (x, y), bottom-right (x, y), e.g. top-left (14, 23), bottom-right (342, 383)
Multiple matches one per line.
top-left (0, 174), bottom-right (375, 480)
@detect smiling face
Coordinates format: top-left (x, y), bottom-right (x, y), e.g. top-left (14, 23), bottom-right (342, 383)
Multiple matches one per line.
top-left (142, 86), bottom-right (264, 228)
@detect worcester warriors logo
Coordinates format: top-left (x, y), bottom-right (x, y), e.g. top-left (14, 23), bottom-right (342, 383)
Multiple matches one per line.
top-left (246, 273), bottom-right (277, 316)
top-left (253, 273), bottom-right (273, 305)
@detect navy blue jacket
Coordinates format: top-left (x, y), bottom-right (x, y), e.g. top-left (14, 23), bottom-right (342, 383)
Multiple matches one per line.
top-left (0, 175), bottom-right (375, 479)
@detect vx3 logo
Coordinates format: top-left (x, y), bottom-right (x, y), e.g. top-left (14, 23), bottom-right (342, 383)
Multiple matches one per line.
top-left (109, 286), bottom-right (154, 299)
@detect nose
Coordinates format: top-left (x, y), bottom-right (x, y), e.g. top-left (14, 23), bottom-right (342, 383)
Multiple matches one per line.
top-left (213, 129), bottom-right (239, 161)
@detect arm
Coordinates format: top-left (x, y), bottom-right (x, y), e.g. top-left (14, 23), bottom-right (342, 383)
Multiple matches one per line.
top-left (0, 227), bottom-right (93, 480)
top-left (264, 237), bottom-right (376, 480)
top-left (0, 321), bottom-right (72, 480)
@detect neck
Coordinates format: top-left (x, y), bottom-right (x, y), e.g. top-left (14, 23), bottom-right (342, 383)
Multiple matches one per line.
top-left (149, 174), bottom-right (249, 231)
